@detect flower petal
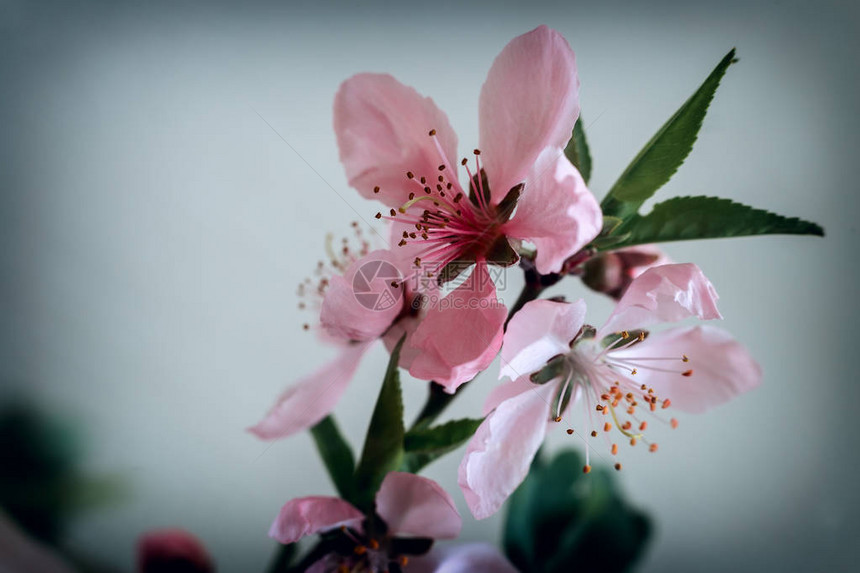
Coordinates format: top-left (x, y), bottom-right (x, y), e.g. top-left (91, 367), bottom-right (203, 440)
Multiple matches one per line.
top-left (137, 529), bottom-right (214, 573)
top-left (268, 496), bottom-right (364, 544)
top-left (248, 342), bottom-right (372, 440)
top-left (504, 149), bottom-right (601, 274)
top-left (334, 73), bottom-right (458, 208)
top-left (459, 378), bottom-right (555, 519)
top-left (598, 263), bottom-right (722, 337)
top-left (407, 263), bottom-right (506, 392)
top-left (375, 472), bottom-right (461, 539)
top-left (612, 325), bottom-right (761, 413)
top-left (409, 543), bottom-right (519, 573)
top-left (582, 244), bottom-right (671, 300)
top-left (320, 249), bottom-right (406, 342)
top-left (479, 26), bottom-right (580, 197)
top-left (500, 298), bottom-right (587, 380)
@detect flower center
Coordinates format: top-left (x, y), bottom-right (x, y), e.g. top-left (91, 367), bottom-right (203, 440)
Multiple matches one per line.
top-left (536, 329), bottom-right (690, 473)
top-left (374, 130), bottom-right (520, 284)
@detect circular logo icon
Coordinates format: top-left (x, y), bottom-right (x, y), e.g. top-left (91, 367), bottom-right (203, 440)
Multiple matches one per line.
top-left (353, 259), bottom-right (403, 311)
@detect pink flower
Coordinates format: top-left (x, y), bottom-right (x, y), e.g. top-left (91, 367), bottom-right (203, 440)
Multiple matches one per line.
top-left (458, 263), bottom-right (762, 519)
top-left (334, 25), bottom-right (602, 280)
top-left (271, 472), bottom-right (461, 572)
top-left (249, 245), bottom-right (506, 440)
top-left (137, 528), bottom-right (213, 573)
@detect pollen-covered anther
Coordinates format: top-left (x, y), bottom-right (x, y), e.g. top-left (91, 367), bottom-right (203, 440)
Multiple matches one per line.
top-left (614, 463), bottom-right (623, 471)
top-left (368, 539), bottom-right (380, 551)
top-left (622, 421), bottom-right (632, 431)
top-left (375, 212), bottom-right (382, 219)
top-left (554, 416), bottom-right (562, 423)
top-left (354, 545), bottom-right (367, 555)
top-left (400, 556), bottom-right (409, 566)
top-left (649, 443), bottom-right (659, 453)
top-left (582, 465), bottom-right (591, 474)
top-left (611, 443), bottom-right (618, 455)
top-left (682, 369), bottom-right (693, 377)
top-left (671, 418), bottom-right (679, 429)
top-left (639, 421), bottom-right (648, 431)
top-left (591, 430), bottom-right (598, 438)
top-left (662, 399), bottom-right (672, 409)
top-left (630, 437), bottom-right (638, 446)
top-left (428, 129), bottom-right (436, 136)
top-left (473, 148), bottom-right (481, 155)
top-left (682, 354), bottom-right (689, 362)
top-left (373, 186), bottom-right (380, 194)
top-left (604, 422), bottom-right (612, 432)
top-left (389, 209), bottom-right (396, 217)
top-left (566, 428), bottom-right (574, 435)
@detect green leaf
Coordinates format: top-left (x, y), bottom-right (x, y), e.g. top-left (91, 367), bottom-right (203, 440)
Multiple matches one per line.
top-left (352, 335), bottom-right (406, 511)
top-left (564, 117), bottom-right (592, 183)
top-left (602, 49), bottom-right (737, 220)
top-left (310, 415), bottom-right (355, 501)
top-left (400, 417), bottom-right (483, 473)
top-left (604, 195), bottom-right (824, 249)
top-left (503, 449), bottom-right (651, 573)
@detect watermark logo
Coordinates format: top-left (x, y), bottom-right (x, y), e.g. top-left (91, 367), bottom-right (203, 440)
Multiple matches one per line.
top-left (353, 259), bottom-right (403, 311)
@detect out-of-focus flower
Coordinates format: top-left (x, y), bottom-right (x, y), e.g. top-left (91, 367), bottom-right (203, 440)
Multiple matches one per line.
top-left (334, 25), bottom-right (601, 280)
top-left (137, 528), bottom-right (213, 573)
top-left (408, 542), bottom-right (518, 573)
top-left (0, 510), bottom-right (75, 573)
top-left (459, 263), bottom-right (761, 519)
top-left (580, 245), bottom-right (671, 299)
top-left (271, 472), bottom-right (460, 573)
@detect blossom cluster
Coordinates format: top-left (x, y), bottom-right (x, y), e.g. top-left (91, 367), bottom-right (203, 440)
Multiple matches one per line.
top-left (245, 25), bottom-right (821, 573)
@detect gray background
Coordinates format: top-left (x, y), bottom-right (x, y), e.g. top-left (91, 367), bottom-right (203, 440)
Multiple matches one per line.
top-left (1, 0), bottom-right (857, 571)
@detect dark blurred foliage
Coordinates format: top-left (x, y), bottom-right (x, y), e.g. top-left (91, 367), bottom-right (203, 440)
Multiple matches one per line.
top-left (504, 449), bottom-right (652, 573)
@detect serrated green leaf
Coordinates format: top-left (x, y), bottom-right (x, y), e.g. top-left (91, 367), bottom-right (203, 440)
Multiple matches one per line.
top-left (352, 336), bottom-right (406, 511)
top-left (310, 415), bottom-right (355, 501)
top-left (564, 117), bottom-right (592, 183)
top-left (603, 195), bottom-right (824, 250)
top-left (503, 449), bottom-right (651, 573)
top-left (400, 417), bottom-right (483, 473)
top-left (602, 49), bottom-right (737, 219)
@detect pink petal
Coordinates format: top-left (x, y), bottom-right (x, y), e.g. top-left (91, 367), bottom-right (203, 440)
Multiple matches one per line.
top-left (504, 148), bottom-right (602, 274)
top-left (248, 341), bottom-right (372, 440)
top-left (409, 543), bottom-right (519, 573)
top-left (612, 325), bottom-right (762, 413)
top-left (598, 263), bottom-right (722, 337)
top-left (268, 496), bottom-right (364, 544)
top-left (334, 73), bottom-right (458, 208)
top-left (375, 472), bottom-right (461, 539)
top-left (407, 263), bottom-right (506, 392)
top-left (320, 249), bottom-right (406, 342)
top-left (479, 26), bottom-right (580, 198)
top-left (459, 378), bottom-right (556, 519)
top-left (483, 373), bottom-right (541, 416)
top-left (500, 298), bottom-right (587, 380)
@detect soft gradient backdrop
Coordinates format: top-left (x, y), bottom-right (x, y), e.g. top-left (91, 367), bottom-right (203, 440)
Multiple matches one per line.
top-left (1, 0), bottom-right (857, 571)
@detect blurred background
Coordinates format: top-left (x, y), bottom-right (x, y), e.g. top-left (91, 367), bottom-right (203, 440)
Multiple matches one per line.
top-left (1, 0), bottom-right (857, 571)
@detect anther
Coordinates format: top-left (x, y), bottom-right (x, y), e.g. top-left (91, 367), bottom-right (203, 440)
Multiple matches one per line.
top-left (369, 539), bottom-right (380, 550)
top-left (354, 545), bottom-right (367, 555)
top-left (389, 209), bottom-right (396, 217)
top-left (408, 192), bottom-right (415, 200)
top-left (406, 171), bottom-right (414, 179)
top-left (473, 148), bottom-right (481, 155)
top-left (682, 370), bottom-right (693, 377)
top-left (614, 463), bottom-right (623, 471)
top-left (611, 443), bottom-right (618, 455)
top-left (631, 368), bottom-right (637, 375)
top-left (461, 158), bottom-right (468, 166)
top-left (302, 323), bottom-right (309, 331)
top-left (438, 164), bottom-right (445, 171)
top-left (566, 428), bottom-right (574, 435)
top-left (400, 557), bottom-right (409, 566)
top-left (649, 443), bottom-right (659, 453)
top-left (591, 430), bottom-right (598, 437)
top-left (373, 186), bottom-right (380, 194)
top-left (604, 422), bottom-right (612, 432)
top-left (682, 354), bottom-right (689, 362)
top-left (390, 281), bottom-right (399, 288)
top-left (428, 129), bottom-right (436, 136)
top-left (420, 176), bottom-right (426, 184)
top-left (554, 416), bottom-right (562, 423)
top-left (398, 239), bottom-right (407, 247)
top-left (582, 465), bottom-right (591, 474)
top-left (374, 212), bottom-right (382, 219)
top-left (639, 421), bottom-right (648, 431)
top-left (662, 399), bottom-right (672, 409)
top-left (630, 437), bottom-right (638, 446)
top-left (671, 418), bottom-right (679, 429)
top-left (621, 330), bottom-right (630, 339)
top-left (414, 257), bottom-right (421, 267)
